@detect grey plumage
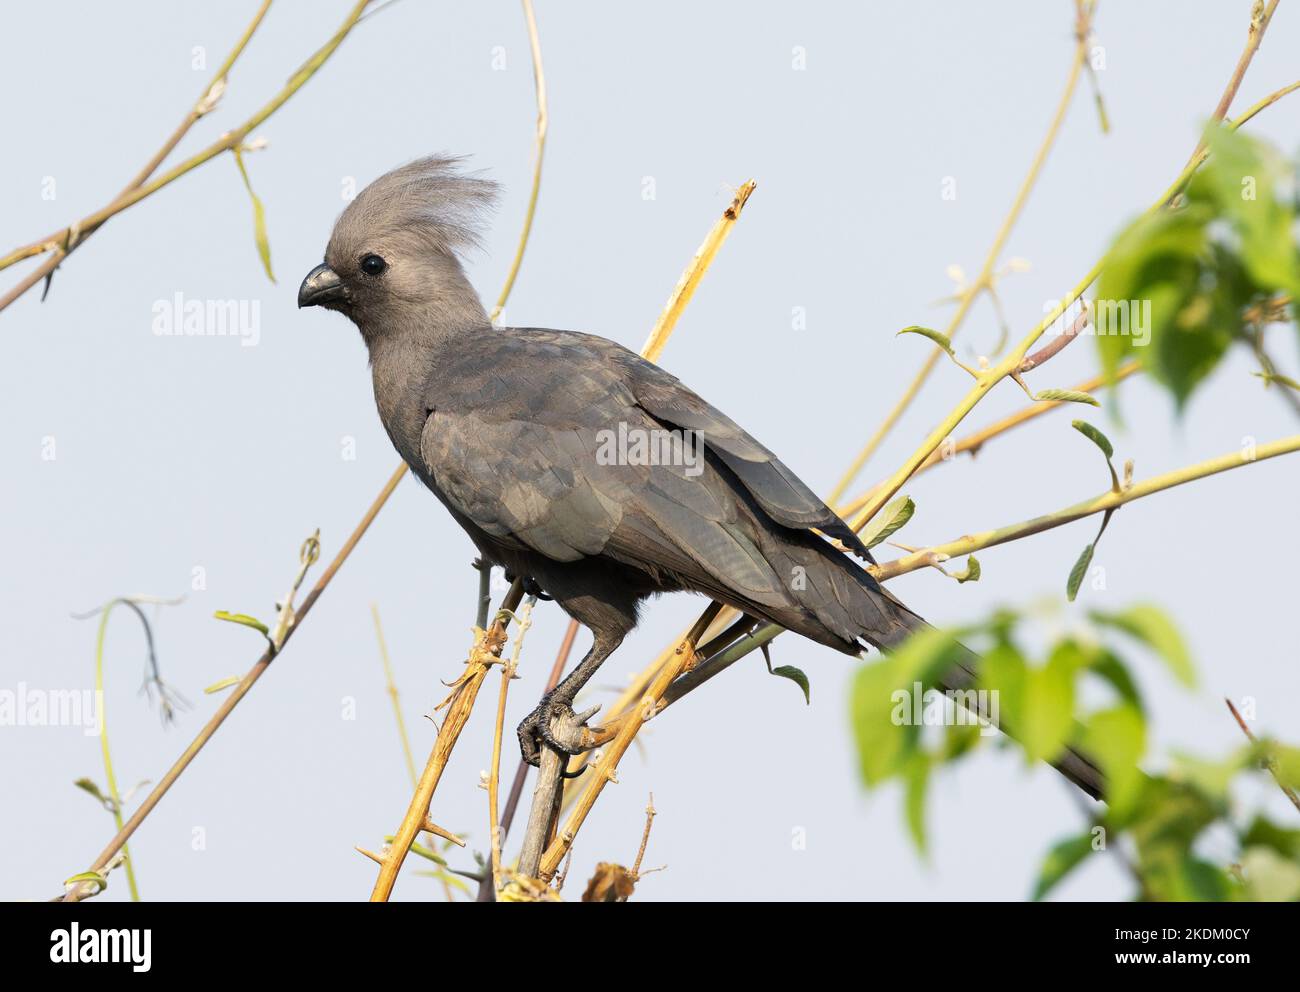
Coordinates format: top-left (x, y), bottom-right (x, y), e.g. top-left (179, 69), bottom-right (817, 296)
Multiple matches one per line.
top-left (299, 156), bottom-right (1104, 800)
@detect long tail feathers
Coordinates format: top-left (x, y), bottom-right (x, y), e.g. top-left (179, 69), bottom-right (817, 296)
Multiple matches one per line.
top-left (874, 591), bottom-right (1107, 802)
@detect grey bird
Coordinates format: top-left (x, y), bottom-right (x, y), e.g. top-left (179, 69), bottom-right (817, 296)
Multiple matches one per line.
top-left (299, 157), bottom-right (1103, 799)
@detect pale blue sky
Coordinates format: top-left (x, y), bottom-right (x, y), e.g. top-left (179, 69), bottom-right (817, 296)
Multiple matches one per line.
top-left (3, 1), bottom-right (1298, 901)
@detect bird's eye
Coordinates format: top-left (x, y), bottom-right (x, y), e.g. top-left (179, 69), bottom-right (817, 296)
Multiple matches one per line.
top-left (359, 254), bottom-right (387, 276)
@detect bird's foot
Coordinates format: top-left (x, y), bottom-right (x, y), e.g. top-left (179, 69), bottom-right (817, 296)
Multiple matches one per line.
top-left (501, 570), bottom-right (554, 601)
top-left (516, 691), bottom-right (601, 768)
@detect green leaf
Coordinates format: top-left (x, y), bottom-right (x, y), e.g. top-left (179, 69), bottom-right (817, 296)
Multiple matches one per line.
top-left (1032, 831), bottom-right (1096, 901)
top-left (1035, 389), bottom-right (1099, 406)
top-left (1126, 777), bottom-right (1231, 900)
top-left (63, 870), bottom-right (109, 895)
top-left (1019, 641), bottom-right (1083, 764)
top-left (896, 325), bottom-right (955, 357)
top-left (1066, 543), bottom-right (1094, 602)
top-left (859, 494), bottom-right (915, 550)
top-left (1241, 815), bottom-right (1300, 859)
top-left (233, 147), bottom-right (276, 283)
top-left (1241, 846), bottom-right (1300, 902)
top-left (767, 662), bottom-right (811, 705)
top-left (74, 777), bottom-right (113, 810)
top-left (1079, 705), bottom-right (1146, 820)
top-left (940, 720), bottom-right (982, 761)
top-left (1071, 419), bottom-right (1114, 459)
top-left (414, 870), bottom-right (472, 895)
top-left (408, 841), bottom-right (448, 867)
top-left (203, 675), bottom-right (243, 694)
top-left (1094, 204), bottom-right (1212, 405)
top-left (1170, 747), bottom-right (1251, 804)
top-left (977, 639), bottom-right (1029, 742)
top-left (1261, 742), bottom-right (1300, 794)
top-left (1149, 255), bottom-right (1238, 411)
top-left (849, 627), bottom-right (961, 786)
top-left (950, 555), bottom-right (980, 583)
top-left (903, 751), bottom-right (931, 856)
top-left (1253, 370), bottom-right (1300, 392)
top-left (850, 661), bottom-right (920, 787)
top-left (1087, 649), bottom-right (1145, 713)
top-left (1194, 126), bottom-right (1300, 299)
top-left (1090, 604), bottom-right (1196, 687)
top-left (213, 611), bottom-right (270, 637)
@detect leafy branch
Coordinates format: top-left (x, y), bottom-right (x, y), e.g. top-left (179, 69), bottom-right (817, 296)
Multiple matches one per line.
top-left (0, 0), bottom-right (374, 314)
top-left (828, 0), bottom-right (1101, 505)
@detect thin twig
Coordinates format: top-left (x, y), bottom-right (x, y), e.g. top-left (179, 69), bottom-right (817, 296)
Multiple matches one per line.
top-left (488, 596), bottom-right (536, 892)
top-left (621, 434), bottom-right (1300, 724)
top-left (1185, 0), bottom-right (1281, 168)
top-left (536, 604), bottom-right (721, 880)
top-left (826, 1), bottom-right (1096, 506)
top-left (0, 0), bottom-right (273, 279)
top-left (631, 793), bottom-right (656, 877)
top-left (851, 77), bottom-right (1299, 534)
top-left (372, 603), bottom-right (418, 787)
top-left (1016, 301), bottom-right (1090, 373)
top-left (515, 182), bottom-right (759, 875)
top-left (1225, 698), bottom-right (1300, 814)
top-left (62, 462), bottom-right (406, 902)
top-left (368, 580), bottom-right (525, 901)
top-left (836, 360), bottom-right (1140, 523)
top-left (870, 434), bottom-right (1300, 581)
top-left (1, 0), bottom-right (374, 314)
top-left (488, 0), bottom-right (548, 323)
top-left (640, 182), bottom-right (756, 363)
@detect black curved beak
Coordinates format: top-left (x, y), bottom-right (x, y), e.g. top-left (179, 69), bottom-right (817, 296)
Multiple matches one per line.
top-left (297, 263), bottom-right (348, 309)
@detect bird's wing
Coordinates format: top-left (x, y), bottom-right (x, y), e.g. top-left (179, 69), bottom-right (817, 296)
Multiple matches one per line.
top-left (594, 334), bottom-right (873, 560)
top-left (419, 330), bottom-right (794, 606)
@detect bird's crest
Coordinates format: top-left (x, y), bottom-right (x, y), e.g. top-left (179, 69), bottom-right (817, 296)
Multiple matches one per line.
top-left (330, 155), bottom-right (498, 261)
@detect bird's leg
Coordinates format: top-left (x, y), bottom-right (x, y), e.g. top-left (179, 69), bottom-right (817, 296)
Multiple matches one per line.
top-left (516, 634), bottom-right (622, 766)
top-left (501, 569), bottom-right (553, 601)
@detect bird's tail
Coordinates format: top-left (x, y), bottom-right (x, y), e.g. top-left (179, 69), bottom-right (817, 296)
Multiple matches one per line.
top-left (749, 534), bottom-right (1107, 801)
top-left (872, 593), bottom-right (1107, 801)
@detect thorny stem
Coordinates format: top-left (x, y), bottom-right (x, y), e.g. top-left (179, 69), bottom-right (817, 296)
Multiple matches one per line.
top-left (520, 11), bottom-right (1300, 877)
top-left (476, 614), bottom-right (578, 901)
top-left (61, 0), bottom-right (553, 898)
top-left (368, 580), bottom-right (525, 901)
top-left (562, 354), bottom-right (1142, 790)
top-left (536, 604), bottom-right (722, 880)
top-left (488, 597), bottom-right (536, 892)
top-left (516, 181), bottom-right (758, 870)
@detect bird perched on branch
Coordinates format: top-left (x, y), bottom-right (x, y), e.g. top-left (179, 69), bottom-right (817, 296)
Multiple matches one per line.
top-left (299, 156), bottom-right (1103, 799)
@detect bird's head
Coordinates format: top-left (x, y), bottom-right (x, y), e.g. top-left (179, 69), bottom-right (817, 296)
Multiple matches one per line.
top-left (298, 155), bottom-right (498, 338)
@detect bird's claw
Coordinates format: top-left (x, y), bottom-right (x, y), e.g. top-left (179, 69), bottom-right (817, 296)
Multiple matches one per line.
top-left (501, 570), bottom-right (553, 601)
top-left (516, 693), bottom-right (600, 767)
